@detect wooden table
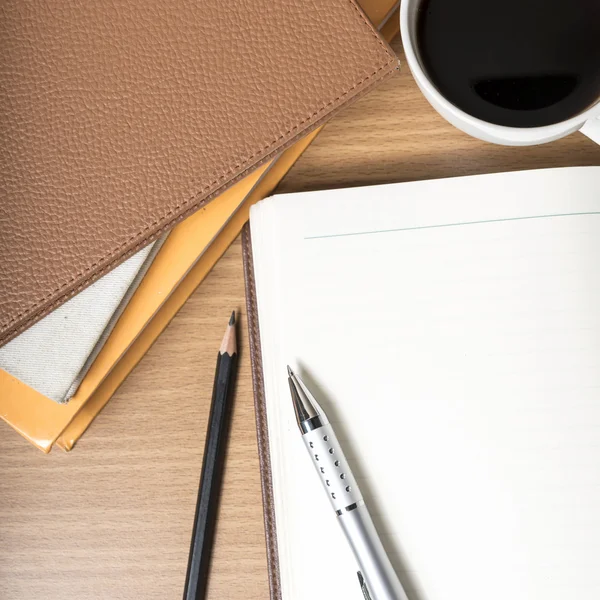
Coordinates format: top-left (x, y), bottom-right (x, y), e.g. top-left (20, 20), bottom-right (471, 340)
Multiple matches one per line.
top-left (1, 38), bottom-right (599, 600)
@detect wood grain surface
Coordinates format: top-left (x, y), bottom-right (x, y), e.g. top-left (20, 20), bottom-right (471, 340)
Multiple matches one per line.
top-left (1, 37), bottom-right (599, 600)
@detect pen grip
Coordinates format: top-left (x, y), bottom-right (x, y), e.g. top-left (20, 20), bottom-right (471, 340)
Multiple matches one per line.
top-left (302, 423), bottom-right (363, 513)
top-left (302, 424), bottom-right (408, 600)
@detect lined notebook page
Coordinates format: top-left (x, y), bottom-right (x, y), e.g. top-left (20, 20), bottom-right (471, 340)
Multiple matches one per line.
top-left (250, 167), bottom-right (600, 600)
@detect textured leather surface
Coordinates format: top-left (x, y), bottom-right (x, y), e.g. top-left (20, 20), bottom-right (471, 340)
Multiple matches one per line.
top-left (0, 0), bottom-right (397, 347)
top-left (242, 224), bottom-right (282, 600)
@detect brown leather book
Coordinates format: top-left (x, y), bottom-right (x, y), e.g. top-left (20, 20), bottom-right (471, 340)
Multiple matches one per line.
top-left (0, 0), bottom-right (399, 453)
top-left (0, 0), bottom-right (397, 347)
top-left (242, 226), bottom-right (282, 599)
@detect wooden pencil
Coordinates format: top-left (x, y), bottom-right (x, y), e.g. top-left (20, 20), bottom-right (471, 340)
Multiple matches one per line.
top-left (183, 311), bottom-right (238, 600)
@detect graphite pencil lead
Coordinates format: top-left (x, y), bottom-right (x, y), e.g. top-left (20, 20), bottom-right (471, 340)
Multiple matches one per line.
top-left (229, 310), bottom-right (236, 326)
top-left (287, 365), bottom-right (294, 377)
top-left (219, 313), bottom-right (237, 355)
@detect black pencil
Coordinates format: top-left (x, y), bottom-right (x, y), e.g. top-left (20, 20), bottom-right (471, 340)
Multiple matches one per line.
top-left (183, 311), bottom-right (238, 600)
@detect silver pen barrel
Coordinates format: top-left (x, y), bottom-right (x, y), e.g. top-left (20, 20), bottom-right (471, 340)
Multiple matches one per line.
top-left (288, 367), bottom-right (408, 600)
top-left (340, 505), bottom-right (408, 600)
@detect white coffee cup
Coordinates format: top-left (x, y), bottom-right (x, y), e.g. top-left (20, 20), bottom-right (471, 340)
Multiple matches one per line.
top-left (400, 0), bottom-right (600, 146)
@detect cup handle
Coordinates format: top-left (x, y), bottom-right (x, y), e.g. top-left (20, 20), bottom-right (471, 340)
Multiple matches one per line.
top-left (581, 116), bottom-right (600, 145)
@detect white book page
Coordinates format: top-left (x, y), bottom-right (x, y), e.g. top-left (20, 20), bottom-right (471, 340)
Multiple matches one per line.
top-left (0, 241), bottom-right (159, 402)
top-left (250, 167), bottom-right (600, 600)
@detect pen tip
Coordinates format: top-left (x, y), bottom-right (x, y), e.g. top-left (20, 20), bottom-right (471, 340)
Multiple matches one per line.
top-left (287, 365), bottom-right (293, 377)
top-left (357, 572), bottom-right (365, 586)
top-left (229, 310), bottom-right (235, 326)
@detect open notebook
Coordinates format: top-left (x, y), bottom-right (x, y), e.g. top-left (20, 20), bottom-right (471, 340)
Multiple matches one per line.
top-left (245, 166), bottom-right (600, 600)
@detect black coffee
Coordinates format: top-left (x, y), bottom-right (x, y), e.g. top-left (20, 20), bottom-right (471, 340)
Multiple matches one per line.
top-left (416, 0), bottom-right (600, 127)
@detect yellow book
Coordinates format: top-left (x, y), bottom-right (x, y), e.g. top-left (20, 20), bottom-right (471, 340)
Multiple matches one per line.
top-left (57, 131), bottom-right (321, 451)
top-left (0, 2), bottom-right (399, 452)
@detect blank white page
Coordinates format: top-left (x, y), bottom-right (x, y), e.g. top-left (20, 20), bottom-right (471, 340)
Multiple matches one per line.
top-left (250, 167), bottom-right (600, 600)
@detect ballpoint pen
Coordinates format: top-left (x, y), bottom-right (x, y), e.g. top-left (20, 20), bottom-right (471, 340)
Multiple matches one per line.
top-left (287, 366), bottom-right (409, 600)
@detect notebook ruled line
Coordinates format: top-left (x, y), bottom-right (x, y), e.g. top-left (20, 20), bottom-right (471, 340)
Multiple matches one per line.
top-left (304, 211), bottom-right (600, 240)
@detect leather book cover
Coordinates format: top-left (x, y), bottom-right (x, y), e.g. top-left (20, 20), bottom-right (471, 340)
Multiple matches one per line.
top-left (0, 0), bottom-right (398, 348)
top-left (242, 224), bottom-right (284, 599)
top-left (0, 0), bottom-right (398, 453)
top-left (54, 3), bottom-right (400, 454)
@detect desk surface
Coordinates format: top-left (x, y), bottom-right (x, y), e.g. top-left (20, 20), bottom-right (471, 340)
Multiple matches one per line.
top-left (1, 37), bottom-right (599, 600)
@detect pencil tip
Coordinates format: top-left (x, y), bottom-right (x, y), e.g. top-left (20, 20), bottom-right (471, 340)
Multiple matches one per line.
top-left (220, 313), bottom-right (237, 355)
top-left (287, 365), bottom-right (293, 377)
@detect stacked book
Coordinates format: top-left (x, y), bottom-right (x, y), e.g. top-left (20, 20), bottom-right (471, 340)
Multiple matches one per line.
top-left (0, 0), bottom-right (400, 452)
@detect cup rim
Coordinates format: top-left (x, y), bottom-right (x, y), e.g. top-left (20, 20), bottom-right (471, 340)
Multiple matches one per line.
top-left (399, 0), bottom-right (600, 142)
